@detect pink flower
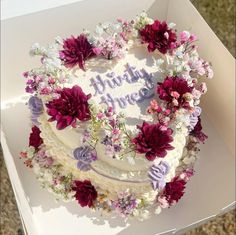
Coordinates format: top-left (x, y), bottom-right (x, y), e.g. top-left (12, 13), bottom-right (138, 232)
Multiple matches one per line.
top-left (200, 82), bottom-right (207, 94)
top-left (180, 169), bottom-right (194, 181)
top-left (147, 100), bottom-right (162, 114)
top-left (163, 176), bottom-right (187, 205)
top-left (19, 151), bottom-right (27, 159)
top-left (96, 112), bottom-right (104, 119)
top-left (59, 34), bottom-right (95, 70)
top-left (46, 85), bottom-right (91, 130)
top-left (139, 20), bottom-right (177, 54)
top-left (95, 36), bottom-right (126, 59)
top-left (180, 31), bottom-right (197, 43)
top-left (22, 71), bottom-right (29, 78)
top-left (180, 31), bottom-right (190, 43)
top-left (112, 128), bottom-right (120, 135)
top-left (157, 196), bottom-right (169, 208)
top-left (189, 34), bottom-right (197, 42)
top-left (92, 47), bottom-right (102, 56)
top-left (157, 76), bottom-right (193, 110)
top-left (29, 126), bottom-right (43, 149)
top-left (132, 122), bottom-right (174, 161)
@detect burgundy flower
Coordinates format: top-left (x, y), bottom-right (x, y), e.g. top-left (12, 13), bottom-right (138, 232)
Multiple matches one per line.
top-left (59, 34), bottom-right (95, 70)
top-left (72, 180), bottom-right (97, 207)
top-left (29, 126), bottom-right (43, 149)
top-left (132, 122), bottom-right (174, 161)
top-left (139, 20), bottom-right (177, 54)
top-left (46, 85), bottom-right (91, 130)
top-left (157, 76), bottom-right (193, 109)
top-left (163, 177), bottom-right (186, 204)
top-left (190, 117), bottom-right (208, 143)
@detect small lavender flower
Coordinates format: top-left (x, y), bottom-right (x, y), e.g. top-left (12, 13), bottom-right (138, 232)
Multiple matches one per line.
top-left (73, 146), bottom-right (97, 171)
top-left (28, 96), bottom-right (43, 126)
top-left (113, 192), bottom-right (137, 217)
top-left (148, 161), bottom-right (170, 190)
top-left (101, 135), bottom-right (112, 146)
top-left (189, 106), bottom-right (201, 130)
top-left (113, 144), bottom-right (122, 152)
top-left (34, 149), bottom-right (54, 167)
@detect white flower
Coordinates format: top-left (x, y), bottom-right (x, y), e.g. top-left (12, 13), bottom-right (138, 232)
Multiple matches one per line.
top-left (183, 155), bottom-right (196, 165)
top-left (55, 184), bottom-right (64, 190)
top-left (29, 43), bottom-right (44, 56)
top-left (54, 36), bottom-right (63, 44)
top-left (141, 191), bottom-right (157, 204)
top-left (127, 156), bottom-right (135, 165)
top-left (134, 11), bottom-right (154, 30)
top-left (140, 209), bottom-right (150, 220)
top-left (156, 58), bottom-right (164, 66)
top-left (32, 164), bottom-right (41, 174)
top-left (155, 206), bottom-right (162, 215)
top-left (133, 208), bottom-right (150, 220)
top-left (168, 22), bottom-right (176, 29)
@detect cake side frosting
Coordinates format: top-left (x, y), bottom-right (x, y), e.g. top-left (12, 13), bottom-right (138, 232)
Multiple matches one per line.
top-left (39, 113), bottom-right (187, 184)
top-left (20, 12), bottom-right (213, 220)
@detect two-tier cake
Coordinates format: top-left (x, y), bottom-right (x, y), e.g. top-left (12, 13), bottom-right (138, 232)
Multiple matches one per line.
top-left (20, 12), bottom-right (213, 220)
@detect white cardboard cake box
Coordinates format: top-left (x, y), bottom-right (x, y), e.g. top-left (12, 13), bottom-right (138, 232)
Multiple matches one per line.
top-left (1, 0), bottom-right (235, 234)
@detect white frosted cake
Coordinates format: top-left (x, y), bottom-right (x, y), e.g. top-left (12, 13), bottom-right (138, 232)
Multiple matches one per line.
top-left (20, 13), bottom-right (213, 219)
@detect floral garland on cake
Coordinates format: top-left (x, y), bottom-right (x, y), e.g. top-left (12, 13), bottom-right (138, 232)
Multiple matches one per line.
top-left (20, 12), bottom-right (212, 220)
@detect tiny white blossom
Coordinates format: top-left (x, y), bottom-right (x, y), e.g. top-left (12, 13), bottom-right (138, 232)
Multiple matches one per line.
top-left (155, 206), bottom-right (162, 215)
top-left (168, 22), bottom-right (176, 29)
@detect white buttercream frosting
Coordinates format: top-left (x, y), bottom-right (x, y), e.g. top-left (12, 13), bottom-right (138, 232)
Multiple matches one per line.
top-left (38, 43), bottom-right (188, 197)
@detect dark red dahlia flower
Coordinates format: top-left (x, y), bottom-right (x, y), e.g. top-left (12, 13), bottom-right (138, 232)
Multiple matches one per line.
top-left (29, 126), bottom-right (43, 149)
top-left (163, 176), bottom-right (186, 204)
top-left (59, 34), bottom-right (95, 70)
top-left (157, 76), bottom-right (193, 109)
top-left (139, 20), bottom-right (177, 54)
top-left (46, 85), bottom-right (91, 130)
top-left (132, 122), bottom-right (174, 161)
top-left (190, 117), bottom-right (208, 143)
top-left (72, 180), bottom-right (97, 207)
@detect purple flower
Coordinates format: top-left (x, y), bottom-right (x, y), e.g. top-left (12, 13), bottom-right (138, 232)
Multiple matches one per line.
top-left (113, 144), bottom-right (122, 152)
top-left (46, 85), bottom-right (91, 130)
top-left (113, 192), bottom-right (137, 217)
top-left (101, 135), bottom-right (112, 146)
top-left (28, 96), bottom-right (43, 126)
top-left (148, 161), bottom-right (170, 190)
top-left (59, 34), bottom-right (96, 70)
top-left (73, 146), bottom-right (97, 171)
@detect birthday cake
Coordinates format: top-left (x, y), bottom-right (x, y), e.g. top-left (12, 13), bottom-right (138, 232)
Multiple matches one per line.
top-left (20, 13), bottom-right (213, 219)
